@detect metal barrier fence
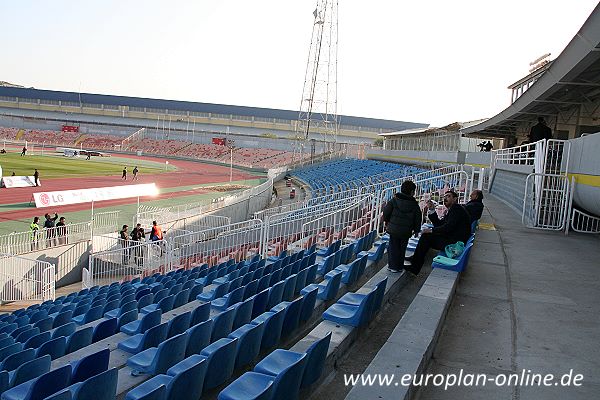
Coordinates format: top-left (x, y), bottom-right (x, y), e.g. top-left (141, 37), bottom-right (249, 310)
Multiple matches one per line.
top-left (170, 219), bottom-right (264, 269)
top-left (84, 239), bottom-right (170, 288)
top-left (299, 196), bottom-right (373, 251)
top-left (570, 208), bottom-right (600, 234)
top-left (261, 194), bottom-right (372, 258)
top-left (522, 173), bottom-right (571, 231)
top-left (0, 211), bottom-right (120, 256)
top-left (492, 141), bottom-right (540, 167)
top-left (0, 254), bottom-right (55, 302)
top-left (372, 171), bottom-right (470, 235)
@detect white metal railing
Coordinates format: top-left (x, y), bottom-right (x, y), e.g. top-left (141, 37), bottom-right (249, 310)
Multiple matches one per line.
top-left (122, 127), bottom-right (146, 149)
top-left (570, 208), bottom-right (600, 234)
top-left (522, 173), bottom-right (571, 231)
top-left (170, 220), bottom-right (264, 269)
top-left (492, 140), bottom-right (540, 167)
top-left (0, 211), bottom-right (120, 256)
top-left (373, 170), bottom-right (470, 235)
top-left (84, 239), bottom-right (171, 288)
top-left (414, 165), bottom-right (461, 181)
top-left (0, 254), bottom-right (55, 302)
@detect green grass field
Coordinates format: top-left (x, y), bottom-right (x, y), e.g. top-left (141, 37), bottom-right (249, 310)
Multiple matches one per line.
top-left (0, 152), bottom-right (176, 178)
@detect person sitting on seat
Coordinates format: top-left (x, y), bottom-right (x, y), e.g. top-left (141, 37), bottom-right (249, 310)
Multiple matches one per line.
top-left (464, 190), bottom-right (484, 223)
top-left (405, 190), bottom-right (471, 275)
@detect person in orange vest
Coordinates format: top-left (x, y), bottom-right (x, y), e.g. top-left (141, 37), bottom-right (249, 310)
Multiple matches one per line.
top-left (150, 221), bottom-right (163, 242)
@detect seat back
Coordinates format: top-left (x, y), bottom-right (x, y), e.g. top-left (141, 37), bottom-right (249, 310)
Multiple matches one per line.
top-left (281, 297), bottom-right (303, 337)
top-left (301, 332), bottom-right (332, 388)
top-left (201, 337), bottom-right (238, 390)
top-left (232, 298), bottom-right (254, 331)
top-left (1, 348), bottom-right (35, 372)
top-left (260, 308), bottom-right (285, 351)
top-left (152, 289), bottom-right (169, 304)
top-left (167, 312), bottom-right (191, 338)
top-left (322, 270), bottom-right (343, 301)
top-left (52, 322), bottom-right (77, 339)
top-left (185, 319), bottom-right (213, 357)
top-left (139, 309), bottom-right (162, 334)
top-left (16, 327), bottom-right (40, 343)
top-left (137, 294), bottom-right (154, 310)
top-left (65, 327), bottom-right (92, 354)
top-left (166, 356), bottom-right (208, 400)
top-left (74, 367), bottom-right (118, 400)
top-left (190, 302), bottom-right (210, 326)
top-left (282, 274), bottom-right (298, 302)
top-left (211, 307), bottom-right (236, 342)
top-left (153, 333), bottom-right (188, 375)
top-left (10, 354), bottom-right (51, 387)
top-left (31, 364), bottom-right (72, 400)
top-left (0, 342), bottom-right (22, 362)
top-left (271, 352), bottom-right (308, 400)
top-left (92, 318), bottom-right (118, 342)
top-left (24, 331), bottom-right (51, 350)
top-left (251, 289), bottom-right (270, 319)
top-left (71, 348), bottom-right (110, 383)
top-left (299, 287), bottom-right (318, 323)
top-left (267, 281), bottom-right (285, 309)
top-left (156, 295), bottom-right (176, 313)
top-left (118, 309), bottom-right (139, 329)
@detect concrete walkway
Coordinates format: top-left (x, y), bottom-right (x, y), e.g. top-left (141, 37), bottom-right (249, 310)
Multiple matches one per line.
top-left (417, 195), bottom-right (600, 399)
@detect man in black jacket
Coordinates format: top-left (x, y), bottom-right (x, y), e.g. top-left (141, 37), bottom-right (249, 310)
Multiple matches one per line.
top-left (382, 180), bottom-right (422, 273)
top-left (464, 190), bottom-right (484, 223)
top-left (405, 190), bottom-right (471, 275)
top-left (529, 117), bottom-right (553, 142)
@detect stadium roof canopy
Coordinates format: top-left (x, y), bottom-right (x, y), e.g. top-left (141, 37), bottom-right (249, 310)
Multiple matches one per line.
top-left (462, 3), bottom-right (600, 138)
top-left (0, 86), bottom-right (427, 132)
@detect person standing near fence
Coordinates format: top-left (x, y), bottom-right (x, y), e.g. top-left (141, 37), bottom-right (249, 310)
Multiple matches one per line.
top-left (122, 167), bottom-right (127, 181)
top-left (30, 217), bottom-right (40, 250)
top-left (131, 223), bottom-right (145, 267)
top-left (34, 169), bottom-right (40, 186)
top-left (44, 213), bottom-right (59, 247)
top-left (132, 166), bottom-right (139, 181)
top-left (382, 180), bottom-right (422, 273)
top-left (120, 225), bottom-right (130, 264)
top-left (150, 220), bottom-right (164, 256)
top-left (56, 216), bottom-right (67, 245)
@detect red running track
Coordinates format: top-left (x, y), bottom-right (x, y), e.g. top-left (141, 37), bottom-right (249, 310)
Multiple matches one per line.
top-left (0, 154), bottom-right (259, 222)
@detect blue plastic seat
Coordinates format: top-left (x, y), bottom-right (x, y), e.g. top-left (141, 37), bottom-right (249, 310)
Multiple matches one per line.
top-left (270, 297), bottom-right (303, 338)
top-left (266, 281), bottom-right (285, 309)
top-left (282, 274), bottom-right (298, 302)
top-left (9, 325), bottom-right (31, 340)
top-left (65, 327), bottom-right (93, 354)
top-left (71, 348), bottom-right (110, 383)
top-left (337, 277), bottom-right (387, 321)
top-left (23, 331), bottom-right (51, 350)
top-left (184, 319), bottom-right (213, 357)
top-left (300, 332), bottom-right (332, 387)
top-left (217, 371), bottom-right (274, 400)
top-left (118, 309), bottom-right (139, 330)
top-left (232, 298), bottom-right (254, 331)
top-left (1, 364), bottom-right (71, 400)
top-left (72, 303), bottom-right (91, 318)
top-left (0, 343), bottom-right (23, 362)
top-left (72, 304), bottom-right (104, 325)
top-left (334, 256), bottom-right (362, 285)
top-left (211, 286), bottom-right (244, 311)
top-left (28, 310), bottom-right (48, 325)
top-left (297, 286), bottom-right (315, 324)
top-left (135, 288), bottom-right (152, 300)
top-left (167, 312), bottom-right (191, 338)
top-left (121, 309), bottom-right (162, 335)
top-left (141, 295), bottom-right (175, 315)
top-left (196, 269), bottom-right (217, 287)
top-left (0, 324), bottom-right (17, 335)
top-left (316, 254), bottom-right (334, 276)
top-left (119, 322), bottom-right (168, 354)
top-left (0, 336), bottom-right (15, 350)
top-left (102, 299), bottom-right (120, 316)
top-left (150, 289), bottom-right (169, 305)
top-left (211, 306), bottom-right (236, 342)
top-left (268, 269), bottom-right (282, 287)
top-left (294, 268), bottom-right (309, 294)
top-left (257, 275), bottom-right (271, 292)
top-left (137, 294), bottom-right (155, 311)
top-left (52, 323), bottom-right (77, 340)
top-left (105, 300), bottom-right (137, 319)
top-left (8, 354), bottom-right (51, 388)
top-left (62, 368), bottom-right (118, 400)
top-left (302, 270), bottom-right (342, 301)
top-left (197, 282), bottom-right (230, 302)
top-left (358, 241), bottom-right (387, 262)
top-left (229, 322), bottom-right (265, 369)
top-left (14, 315), bottom-right (30, 328)
top-left (250, 307), bottom-right (285, 351)
top-left (126, 356), bottom-right (207, 400)
top-left (250, 289), bottom-right (270, 319)
top-left (199, 337), bottom-right (238, 390)
top-left (0, 348), bottom-right (35, 372)
top-left (322, 289), bottom-right (376, 328)
top-left (15, 327), bottom-right (40, 344)
top-left (243, 279), bottom-right (259, 300)
top-left (304, 264), bottom-right (318, 287)
top-left (253, 349), bottom-right (308, 400)
top-left (92, 317), bottom-right (118, 342)
top-left (126, 332), bottom-right (187, 376)
top-left (187, 302), bottom-right (208, 326)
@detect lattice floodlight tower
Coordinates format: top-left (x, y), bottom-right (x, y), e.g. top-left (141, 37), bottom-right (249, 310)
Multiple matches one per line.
top-left (295, 0), bottom-right (339, 163)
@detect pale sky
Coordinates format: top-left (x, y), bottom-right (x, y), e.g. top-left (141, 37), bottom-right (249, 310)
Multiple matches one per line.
top-left (2, 1), bottom-right (598, 126)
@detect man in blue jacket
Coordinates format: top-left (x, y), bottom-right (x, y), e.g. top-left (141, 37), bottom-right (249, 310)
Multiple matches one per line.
top-left (405, 190), bottom-right (471, 275)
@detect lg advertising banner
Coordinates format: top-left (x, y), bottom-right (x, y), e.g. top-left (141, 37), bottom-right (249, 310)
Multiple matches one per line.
top-left (33, 183), bottom-right (158, 208)
top-left (1, 176), bottom-right (39, 188)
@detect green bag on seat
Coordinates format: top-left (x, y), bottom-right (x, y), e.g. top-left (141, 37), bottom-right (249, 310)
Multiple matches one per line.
top-left (445, 241), bottom-right (465, 259)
